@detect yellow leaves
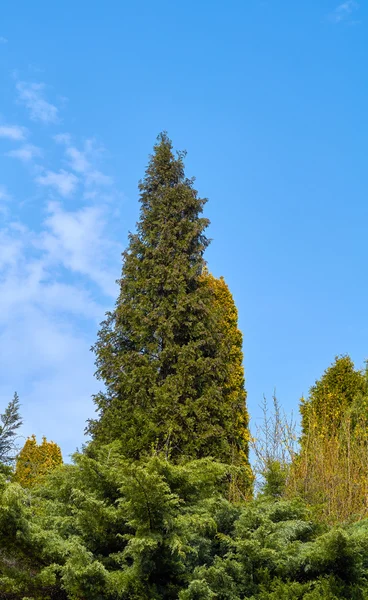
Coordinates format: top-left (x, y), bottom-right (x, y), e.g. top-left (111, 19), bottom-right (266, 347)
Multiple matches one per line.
top-left (288, 409), bottom-right (368, 524)
top-left (300, 356), bottom-right (366, 443)
top-left (200, 269), bottom-right (252, 495)
top-left (294, 358), bottom-right (368, 523)
top-left (14, 434), bottom-right (63, 488)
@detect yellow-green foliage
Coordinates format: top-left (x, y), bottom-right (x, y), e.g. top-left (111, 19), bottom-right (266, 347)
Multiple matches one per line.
top-left (287, 356), bottom-right (368, 523)
top-left (14, 435), bottom-right (63, 487)
top-left (202, 271), bottom-right (253, 497)
top-left (288, 406), bottom-right (368, 523)
top-left (300, 355), bottom-right (366, 441)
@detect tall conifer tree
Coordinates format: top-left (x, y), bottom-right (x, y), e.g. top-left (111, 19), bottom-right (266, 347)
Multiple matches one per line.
top-left (88, 133), bottom-right (251, 487)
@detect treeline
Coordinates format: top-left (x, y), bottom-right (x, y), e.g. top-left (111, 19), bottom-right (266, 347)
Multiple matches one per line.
top-left (1, 134), bottom-right (368, 599)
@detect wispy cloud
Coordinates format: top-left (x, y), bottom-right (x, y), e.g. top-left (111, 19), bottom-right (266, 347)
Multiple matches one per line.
top-left (0, 222), bottom-right (105, 453)
top-left (54, 133), bottom-right (71, 145)
top-left (6, 144), bottom-right (42, 162)
top-left (329, 0), bottom-right (359, 23)
top-left (85, 169), bottom-right (113, 187)
top-left (0, 185), bottom-right (10, 202)
top-left (39, 201), bottom-right (119, 295)
top-left (0, 194), bottom-right (120, 452)
top-left (36, 169), bottom-right (79, 197)
top-left (0, 185), bottom-right (10, 217)
top-left (65, 146), bottom-right (91, 173)
top-left (0, 36), bottom-right (8, 44)
top-left (16, 81), bottom-right (59, 124)
top-left (0, 125), bottom-right (27, 141)
top-left (0, 74), bottom-right (122, 456)
top-left (54, 134), bottom-right (113, 190)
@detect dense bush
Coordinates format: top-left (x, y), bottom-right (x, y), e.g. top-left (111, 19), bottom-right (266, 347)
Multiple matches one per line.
top-left (2, 447), bottom-right (368, 599)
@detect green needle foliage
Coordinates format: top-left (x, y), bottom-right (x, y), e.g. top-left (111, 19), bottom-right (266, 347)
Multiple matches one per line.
top-left (88, 133), bottom-right (251, 487)
top-left (0, 392), bottom-right (22, 469)
top-left (2, 449), bottom-right (368, 599)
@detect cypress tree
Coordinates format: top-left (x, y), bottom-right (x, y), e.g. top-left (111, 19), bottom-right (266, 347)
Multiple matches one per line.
top-left (291, 356), bottom-right (368, 521)
top-left (14, 435), bottom-right (63, 487)
top-left (88, 133), bottom-right (251, 484)
top-left (300, 355), bottom-right (366, 441)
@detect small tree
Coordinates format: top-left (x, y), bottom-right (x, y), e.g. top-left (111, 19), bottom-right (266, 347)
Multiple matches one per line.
top-left (300, 355), bottom-right (366, 442)
top-left (287, 356), bottom-right (368, 522)
top-left (251, 394), bottom-right (298, 496)
top-left (0, 392), bottom-right (22, 468)
top-left (14, 435), bottom-right (63, 487)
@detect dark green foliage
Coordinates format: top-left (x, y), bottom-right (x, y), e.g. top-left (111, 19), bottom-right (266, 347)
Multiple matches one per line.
top-left (88, 133), bottom-right (250, 470)
top-left (0, 392), bottom-right (22, 468)
top-left (0, 448), bottom-right (233, 599)
top-left (2, 448), bottom-right (368, 599)
top-left (180, 498), bottom-right (365, 599)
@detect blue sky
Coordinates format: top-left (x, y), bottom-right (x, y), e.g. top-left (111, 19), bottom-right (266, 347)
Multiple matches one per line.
top-left (0, 0), bottom-right (367, 459)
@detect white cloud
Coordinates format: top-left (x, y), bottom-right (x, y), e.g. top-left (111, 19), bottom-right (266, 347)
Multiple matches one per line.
top-left (0, 205), bottom-right (117, 455)
top-left (0, 76), bottom-right (123, 457)
top-left (53, 135), bottom-right (113, 189)
top-left (0, 125), bottom-right (27, 141)
top-left (0, 210), bottom-right (108, 339)
top-left (0, 268), bottom-right (102, 325)
top-left (0, 277), bottom-right (101, 457)
top-left (54, 133), bottom-right (71, 145)
top-left (16, 81), bottom-right (59, 124)
top-left (38, 201), bottom-right (120, 296)
top-left (86, 169), bottom-right (113, 187)
top-left (36, 169), bottom-right (79, 197)
top-left (0, 185), bottom-right (10, 202)
top-left (0, 36), bottom-right (7, 44)
top-left (18, 357), bottom-right (98, 456)
top-left (6, 143), bottom-right (42, 162)
top-left (0, 186), bottom-right (10, 217)
top-left (65, 146), bottom-right (91, 173)
top-left (330, 0), bottom-right (359, 22)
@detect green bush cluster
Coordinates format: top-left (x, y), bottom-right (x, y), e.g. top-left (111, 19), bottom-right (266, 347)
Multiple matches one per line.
top-left (1, 449), bottom-right (368, 599)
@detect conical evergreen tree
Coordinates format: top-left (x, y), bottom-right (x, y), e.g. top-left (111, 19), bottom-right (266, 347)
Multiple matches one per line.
top-left (14, 435), bottom-right (63, 487)
top-left (300, 355), bottom-right (366, 441)
top-left (0, 391), bottom-right (22, 466)
top-left (88, 133), bottom-right (251, 489)
top-left (290, 356), bottom-right (368, 521)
